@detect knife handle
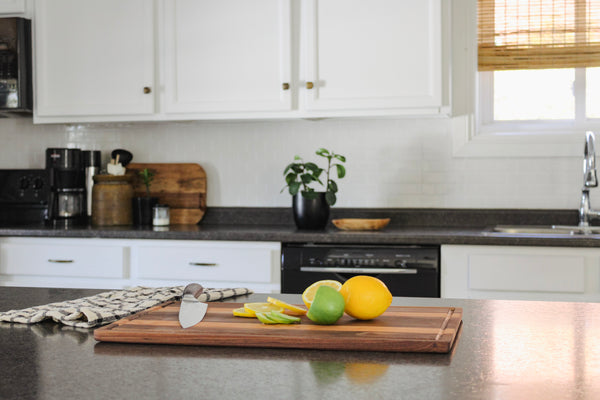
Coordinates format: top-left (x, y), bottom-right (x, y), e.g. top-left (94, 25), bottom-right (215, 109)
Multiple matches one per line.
top-left (183, 283), bottom-right (204, 299)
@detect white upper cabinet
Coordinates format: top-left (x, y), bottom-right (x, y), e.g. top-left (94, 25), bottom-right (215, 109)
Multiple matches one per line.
top-left (31, 0), bottom-right (448, 123)
top-left (162, 0), bottom-right (292, 114)
top-left (301, 0), bottom-right (445, 116)
top-left (33, 0), bottom-right (154, 122)
top-left (0, 0), bottom-right (26, 15)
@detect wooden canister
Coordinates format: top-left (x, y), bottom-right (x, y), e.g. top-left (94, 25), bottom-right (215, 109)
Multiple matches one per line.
top-left (91, 174), bottom-right (134, 226)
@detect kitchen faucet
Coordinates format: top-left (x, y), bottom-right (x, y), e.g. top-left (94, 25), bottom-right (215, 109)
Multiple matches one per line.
top-left (580, 131), bottom-right (600, 227)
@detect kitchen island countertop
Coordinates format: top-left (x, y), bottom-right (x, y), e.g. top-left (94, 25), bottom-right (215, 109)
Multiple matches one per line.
top-left (1, 287), bottom-right (600, 400)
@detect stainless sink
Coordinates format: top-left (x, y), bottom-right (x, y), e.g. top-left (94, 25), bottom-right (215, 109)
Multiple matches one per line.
top-left (489, 225), bottom-right (600, 236)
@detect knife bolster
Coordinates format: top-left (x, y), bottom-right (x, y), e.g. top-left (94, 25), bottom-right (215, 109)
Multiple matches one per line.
top-left (183, 283), bottom-right (204, 299)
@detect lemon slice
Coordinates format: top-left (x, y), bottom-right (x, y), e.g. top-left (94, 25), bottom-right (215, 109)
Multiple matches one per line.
top-left (302, 280), bottom-right (342, 309)
top-left (232, 307), bottom-right (255, 317)
top-left (267, 297), bottom-right (308, 315)
top-left (243, 302), bottom-right (284, 317)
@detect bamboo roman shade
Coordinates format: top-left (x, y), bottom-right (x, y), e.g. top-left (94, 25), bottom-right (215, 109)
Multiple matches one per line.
top-left (478, 0), bottom-right (600, 71)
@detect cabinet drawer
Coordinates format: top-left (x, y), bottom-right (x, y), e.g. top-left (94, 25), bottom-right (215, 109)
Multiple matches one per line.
top-left (0, 242), bottom-right (126, 279)
top-left (468, 254), bottom-right (585, 293)
top-left (136, 243), bottom-right (276, 283)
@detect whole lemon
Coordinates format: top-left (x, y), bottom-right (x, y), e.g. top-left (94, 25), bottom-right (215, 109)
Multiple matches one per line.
top-left (339, 276), bottom-right (392, 320)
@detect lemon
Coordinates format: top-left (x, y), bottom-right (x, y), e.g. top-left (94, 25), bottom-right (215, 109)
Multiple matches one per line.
top-left (345, 363), bottom-right (389, 384)
top-left (243, 302), bottom-right (284, 317)
top-left (306, 286), bottom-right (345, 325)
top-left (267, 296), bottom-right (307, 315)
top-left (339, 276), bottom-right (392, 320)
top-left (302, 280), bottom-right (342, 309)
top-left (232, 307), bottom-right (255, 317)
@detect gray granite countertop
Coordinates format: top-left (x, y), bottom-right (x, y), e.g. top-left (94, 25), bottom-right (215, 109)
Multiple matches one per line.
top-left (1, 207), bottom-right (600, 247)
top-left (1, 287), bottom-right (599, 400)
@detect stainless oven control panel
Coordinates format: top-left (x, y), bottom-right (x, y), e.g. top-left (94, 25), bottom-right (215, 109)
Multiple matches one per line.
top-left (303, 247), bottom-right (438, 270)
top-left (281, 243), bottom-right (441, 297)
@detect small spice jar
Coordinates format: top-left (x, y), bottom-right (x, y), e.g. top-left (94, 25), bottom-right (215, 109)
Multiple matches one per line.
top-left (91, 174), bottom-right (134, 226)
top-left (152, 204), bottom-right (170, 226)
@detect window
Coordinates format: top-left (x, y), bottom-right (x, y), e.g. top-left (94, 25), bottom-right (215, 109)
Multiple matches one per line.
top-left (477, 0), bottom-right (600, 135)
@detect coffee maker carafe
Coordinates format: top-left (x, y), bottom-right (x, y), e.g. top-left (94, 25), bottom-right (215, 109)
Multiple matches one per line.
top-left (46, 148), bottom-right (86, 225)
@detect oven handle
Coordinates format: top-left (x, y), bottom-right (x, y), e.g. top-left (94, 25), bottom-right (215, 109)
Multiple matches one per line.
top-left (300, 266), bottom-right (418, 274)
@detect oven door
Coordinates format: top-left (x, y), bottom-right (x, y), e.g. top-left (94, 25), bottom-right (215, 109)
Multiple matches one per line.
top-left (281, 243), bottom-right (440, 298)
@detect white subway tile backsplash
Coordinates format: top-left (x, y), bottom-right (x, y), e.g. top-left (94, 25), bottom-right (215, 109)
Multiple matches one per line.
top-left (0, 117), bottom-right (586, 210)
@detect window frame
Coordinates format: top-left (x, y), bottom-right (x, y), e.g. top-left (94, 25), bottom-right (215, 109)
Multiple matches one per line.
top-left (477, 67), bottom-right (600, 136)
top-left (451, 0), bottom-right (598, 158)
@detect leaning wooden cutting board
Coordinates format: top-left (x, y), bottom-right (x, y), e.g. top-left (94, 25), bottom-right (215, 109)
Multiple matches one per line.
top-left (126, 163), bottom-right (206, 224)
top-left (94, 302), bottom-right (462, 353)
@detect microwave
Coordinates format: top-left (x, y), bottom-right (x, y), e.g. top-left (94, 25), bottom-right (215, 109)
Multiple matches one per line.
top-left (0, 17), bottom-right (31, 112)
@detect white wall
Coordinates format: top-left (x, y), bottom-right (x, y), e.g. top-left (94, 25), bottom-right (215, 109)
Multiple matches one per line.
top-left (0, 115), bottom-right (582, 209)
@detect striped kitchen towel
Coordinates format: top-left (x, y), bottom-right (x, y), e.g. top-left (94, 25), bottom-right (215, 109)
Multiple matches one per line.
top-left (0, 286), bottom-right (252, 328)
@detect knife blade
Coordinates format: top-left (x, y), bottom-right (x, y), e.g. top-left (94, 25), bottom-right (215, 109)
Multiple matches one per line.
top-left (178, 283), bottom-right (208, 329)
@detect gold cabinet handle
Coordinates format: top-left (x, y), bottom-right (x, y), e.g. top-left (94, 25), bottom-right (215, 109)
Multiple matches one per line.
top-left (143, 87), bottom-right (152, 94)
top-left (48, 259), bottom-right (74, 263)
top-left (282, 83), bottom-right (290, 90)
top-left (306, 82), bottom-right (314, 89)
top-left (189, 262), bottom-right (218, 267)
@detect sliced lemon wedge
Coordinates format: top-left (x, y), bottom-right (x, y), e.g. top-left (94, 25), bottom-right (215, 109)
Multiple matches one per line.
top-left (267, 296), bottom-right (308, 315)
top-left (243, 302), bottom-right (284, 317)
top-left (301, 280), bottom-right (342, 309)
top-left (232, 307), bottom-right (255, 317)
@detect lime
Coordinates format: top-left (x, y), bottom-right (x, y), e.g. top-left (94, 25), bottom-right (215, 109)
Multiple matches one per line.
top-left (302, 280), bottom-right (342, 309)
top-left (268, 311), bottom-right (301, 324)
top-left (256, 312), bottom-right (278, 324)
top-left (306, 286), bottom-right (345, 325)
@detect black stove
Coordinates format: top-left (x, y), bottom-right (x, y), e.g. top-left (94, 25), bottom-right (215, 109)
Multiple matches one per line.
top-left (0, 169), bottom-right (49, 224)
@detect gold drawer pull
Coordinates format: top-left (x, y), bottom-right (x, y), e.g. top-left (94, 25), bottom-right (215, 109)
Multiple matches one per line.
top-left (143, 86), bottom-right (152, 94)
top-left (48, 259), bottom-right (74, 264)
top-left (282, 82), bottom-right (290, 90)
top-left (189, 262), bottom-right (218, 267)
top-left (306, 82), bottom-right (314, 89)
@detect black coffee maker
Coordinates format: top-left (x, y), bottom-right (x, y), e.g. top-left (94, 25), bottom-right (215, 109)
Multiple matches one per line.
top-left (46, 148), bottom-right (86, 225)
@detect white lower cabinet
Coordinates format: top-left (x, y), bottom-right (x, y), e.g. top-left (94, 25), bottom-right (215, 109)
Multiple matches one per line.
top-left (0, 237), bottom-right (281, 292)
top-left (0, 237), bottom-right (130, 289)
top-left (442, 245), bottom-right (600, 302)
top-left (132, 240), bottom-right (281, 292)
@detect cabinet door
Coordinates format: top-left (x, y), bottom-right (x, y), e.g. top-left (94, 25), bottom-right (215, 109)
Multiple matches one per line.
top-left (34, 0), bottom-right (154, 118)
top-left (162, 0), bottom-right (292, 114)
top-left (0, 0), bottom-right (25, 14)
top-left (133, 240), bottom-right (281, 292)
top-left (441, 245), bottom-right (600, 302)
top-left (302, 0), bottom-right (443, 113)
top-left (0, 237), bottom-right (130, 289)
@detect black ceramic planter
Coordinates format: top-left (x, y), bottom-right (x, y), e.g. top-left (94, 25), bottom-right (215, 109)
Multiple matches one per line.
top-left (292, 192), bottom-right (330, 230)
top-left (132, 196), bottom-right (159, 226)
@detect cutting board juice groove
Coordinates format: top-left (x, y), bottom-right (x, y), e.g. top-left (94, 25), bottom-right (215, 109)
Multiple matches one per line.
top-left (94, 302), bottom-right (462, 353)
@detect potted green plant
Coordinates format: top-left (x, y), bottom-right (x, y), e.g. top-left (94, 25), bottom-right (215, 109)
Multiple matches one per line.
top-left (282, 148), bottom-right (346, 229)
top-left (132, 168), bottom-right (159, 226)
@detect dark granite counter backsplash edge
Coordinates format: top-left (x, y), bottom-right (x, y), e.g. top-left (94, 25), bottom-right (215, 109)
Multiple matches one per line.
top-left (0, 207), bottom-right (592, 247)
top-left (202, 207), bottom-right (579, 228)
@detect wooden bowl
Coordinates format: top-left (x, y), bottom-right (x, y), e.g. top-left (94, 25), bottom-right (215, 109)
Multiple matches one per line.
top-left (332, 218), bottom-right (391, 231)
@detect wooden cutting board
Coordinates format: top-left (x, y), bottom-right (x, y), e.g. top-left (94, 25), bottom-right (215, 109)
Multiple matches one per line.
top-left (126, 163), bottom-right (206, 224)
top-left (94, 302), bottom-right (462, 353)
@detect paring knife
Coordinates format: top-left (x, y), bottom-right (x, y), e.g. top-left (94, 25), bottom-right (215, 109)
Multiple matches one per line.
top-left (178, 283), bottom-right (208, 329)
